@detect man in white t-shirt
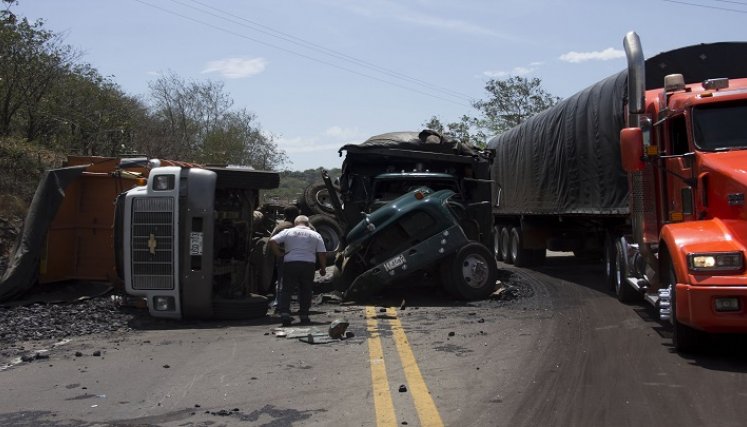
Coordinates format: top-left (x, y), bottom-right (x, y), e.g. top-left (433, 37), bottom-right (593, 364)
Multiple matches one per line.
top-left (268, 215), bottom-right (327, 326)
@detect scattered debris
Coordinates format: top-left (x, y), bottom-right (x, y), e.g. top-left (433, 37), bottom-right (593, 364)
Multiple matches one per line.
top-left (328, 319), bottom-right (349, 339)
top-left (490, 285), bottom-right (520, 301)
top-left (448, 331), bottom-right (455, 337)
top-left (398, 385), bottom-right (407, 393)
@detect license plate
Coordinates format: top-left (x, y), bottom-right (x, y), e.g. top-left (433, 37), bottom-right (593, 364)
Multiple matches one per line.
top-left (384, 254), bottom-right (405, 271)
top-left (190, 232), bottom-right (203, 256)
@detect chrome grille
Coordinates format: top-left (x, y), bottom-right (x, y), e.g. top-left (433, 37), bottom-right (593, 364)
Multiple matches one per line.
top-left (131, 197), bottom-right (175, 290)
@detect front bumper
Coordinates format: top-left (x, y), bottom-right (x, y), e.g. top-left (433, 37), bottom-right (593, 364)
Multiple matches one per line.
top-left (343, 225), bottom-right (468, 300)
top-left (677, 283), bottom-right (747, 333)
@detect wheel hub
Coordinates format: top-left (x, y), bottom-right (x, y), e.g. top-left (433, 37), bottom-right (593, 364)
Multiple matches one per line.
top-left (461, 255), bottom-right (488, 288)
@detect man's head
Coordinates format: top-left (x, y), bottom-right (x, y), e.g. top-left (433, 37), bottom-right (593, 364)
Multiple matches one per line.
top-left (294, 215), bottom-right (311, 227)
top-left (283, 205), bottom-right (300, 223)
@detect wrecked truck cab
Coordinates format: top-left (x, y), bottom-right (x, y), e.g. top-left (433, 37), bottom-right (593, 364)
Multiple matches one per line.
top-left (339, 187), bottom-right (497, 302)
top-left (118, 165), bottom-right (280, 320)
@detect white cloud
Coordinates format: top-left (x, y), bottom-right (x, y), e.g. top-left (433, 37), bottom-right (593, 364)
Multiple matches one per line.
top-left (201, 57), bottom-right (268, 78)
top-left (397, 14), bottom-right (499, 37)
top-left (278, 136), bottom-right (347, 154)
top-left (559, 48), bottom-right (625, 63)
top-left (325, 126), bottom-right (360, 140)
top-left (482, 65), bottom-right (537, 78)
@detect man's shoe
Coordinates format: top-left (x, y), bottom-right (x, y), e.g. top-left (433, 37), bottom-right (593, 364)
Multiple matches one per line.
top-left (299, 316), bottom-right (311, 325)
top-left (281, 316), bottom-right (293, 327)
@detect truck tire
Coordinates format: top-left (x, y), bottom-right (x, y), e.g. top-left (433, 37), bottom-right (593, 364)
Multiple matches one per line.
top-left (604, 233), bottom-right (618, 291)
top-left (663, 254), bottom-right (702, 353)
top-left (614, 239), bottom-right (640, 303)
top-left (309, 214), bottom-right (343, 263)
top-left (493, 225), bottom-right (504, 261)
top-left (212, 295), bottom-right (269, 320)
top-left (510, 226), bottom-right (533, 267)
top-left (500, 226), bottom-right (513, 264)
top-left (445, 242), bottom-right (498, 300)
top-left (304, 183), bottom-right (336, 216)
top-left (255, 238), bottom-right (276, 294)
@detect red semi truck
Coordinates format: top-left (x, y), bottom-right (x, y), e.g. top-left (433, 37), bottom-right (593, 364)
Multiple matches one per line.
top-left (489, 32), bottom-right (747, 352)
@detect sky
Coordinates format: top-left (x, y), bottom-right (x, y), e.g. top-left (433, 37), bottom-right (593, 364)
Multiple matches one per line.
top-left (12, 0), bottom-right (747, 171)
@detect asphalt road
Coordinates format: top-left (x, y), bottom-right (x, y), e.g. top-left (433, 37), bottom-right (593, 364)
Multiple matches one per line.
top-left (2, 253), bottom-right (747, 426)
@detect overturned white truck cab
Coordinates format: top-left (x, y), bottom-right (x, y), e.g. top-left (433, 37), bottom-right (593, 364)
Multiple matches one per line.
top-left (116, 166), bottom-right (280, 319)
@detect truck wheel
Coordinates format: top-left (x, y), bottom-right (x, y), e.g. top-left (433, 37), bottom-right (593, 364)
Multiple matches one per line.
top-left (493, 226), bottom-right (504, 261)
top-left (304, 183), bottom-right (336, 216)
top-left (309, 214), bottom-right (343, 263)
top-left (604, 233), bottom-right (618, 291)
top-left (255, 238), bottom-right (276, 294)
top-left (500, 226), bottom-right (513, 264)
top-left (510, 227), bottom-right (533, 267)
top-left (614, 239), bottom-right (640, 303)
top-left (664, 255), bottom-right (701, 353)
top-left (446, 242), bottom-right (498, 300)
top-left (212, 295), bottom-right (269, 320)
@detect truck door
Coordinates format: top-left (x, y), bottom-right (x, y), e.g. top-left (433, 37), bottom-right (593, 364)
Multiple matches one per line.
top-left (661, 114), bottom-right (696, 223)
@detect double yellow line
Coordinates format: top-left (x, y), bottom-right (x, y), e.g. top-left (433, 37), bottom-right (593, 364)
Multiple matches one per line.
top-left (365, 306), bottom-right (444, 427)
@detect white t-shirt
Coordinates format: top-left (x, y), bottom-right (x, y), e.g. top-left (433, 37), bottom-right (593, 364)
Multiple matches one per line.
top-left (270, 226), bottom-right (326, 263)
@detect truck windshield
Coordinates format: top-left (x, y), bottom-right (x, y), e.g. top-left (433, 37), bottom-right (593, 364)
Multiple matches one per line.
top-left (692, 100), bottom-right (747, 151)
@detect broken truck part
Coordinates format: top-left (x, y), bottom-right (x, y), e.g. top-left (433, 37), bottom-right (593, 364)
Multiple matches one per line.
top-left (118, 165), bottom-right (280, 319)
top-left (324, 130), bottom-right (497, 300)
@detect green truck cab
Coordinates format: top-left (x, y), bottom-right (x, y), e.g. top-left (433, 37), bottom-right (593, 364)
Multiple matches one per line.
top-left (340, 187), bottom-right (497, 301)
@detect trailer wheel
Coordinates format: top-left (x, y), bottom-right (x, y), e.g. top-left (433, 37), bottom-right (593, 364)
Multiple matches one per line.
top-left (614, 239), bottom-right (640, 303)
top-left (664, 255), bottom-right (702, 353)
top-left (493, 226), bottom-right (503, 261)
top-left (500, 226), bottom-right (512, 264)
top-left (604, 233), bottom-right (618, 291)
top-left (304, 183), bottom-right (336, 216)
top-left (510, 227), bottom-right (533, 267)
top-left (446, 242), bottom-right (498, 300)
top-left (309, 214), bottom-right (343, 263)
top-left (212, 295), bottom-right (269, 320)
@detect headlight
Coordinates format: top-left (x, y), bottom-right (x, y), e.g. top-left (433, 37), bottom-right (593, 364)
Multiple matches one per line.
top-left (153, 296), bottom-right (175, 311)
top-left (152, 174), bottom-right (174, 191)
top-left (687, 252), bottom-right (743, 272)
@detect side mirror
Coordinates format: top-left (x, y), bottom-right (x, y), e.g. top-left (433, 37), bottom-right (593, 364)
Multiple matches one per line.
top-left (620, 128), bottom-right (645, 172)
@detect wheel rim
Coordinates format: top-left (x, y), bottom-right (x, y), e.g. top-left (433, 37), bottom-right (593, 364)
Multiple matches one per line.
top-left (510, 231), bottom-right (519, 262)
top-left (315, 189), bottom-right (335, 212)
top-left (500, 228), bottom-right (511, 260)
top-left (460, 253), bottom-right (490, 288)
top-left (493, 227), bottom-right (501, 259)
top-left (614, 244), bottom-right (624, 295)
top-left (317, 225), bottom-right (341, 251)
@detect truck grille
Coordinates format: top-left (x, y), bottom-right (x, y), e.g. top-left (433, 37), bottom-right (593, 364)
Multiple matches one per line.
top-left (131, 197), bottom-right (175, 290)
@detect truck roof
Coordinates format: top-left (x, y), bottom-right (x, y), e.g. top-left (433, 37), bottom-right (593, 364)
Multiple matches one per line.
top-left (339, 130), bottom-right (485, 158)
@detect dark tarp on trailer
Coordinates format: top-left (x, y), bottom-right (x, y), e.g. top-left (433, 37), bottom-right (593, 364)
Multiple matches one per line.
top-left (487, 41), bottom-right (747, 217)
top-left (339, 130), bottom-right (483, 158)
top-left (0, 165), bottom-right (88, 302)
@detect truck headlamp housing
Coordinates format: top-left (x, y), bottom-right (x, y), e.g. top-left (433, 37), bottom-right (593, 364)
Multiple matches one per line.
top-left (687, 252), bottom-right (743, 272)
top-left (152, 174), bottom-right (175, 191)
top-left (153, 296), bottom-right (175, 311)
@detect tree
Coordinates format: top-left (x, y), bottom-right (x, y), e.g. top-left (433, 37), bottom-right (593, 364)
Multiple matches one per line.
top-left (145, 72), bottom-right (286, 169)
top-left (424, 75), bottom-right (559, 147)
top-left (0, 9), bottom-right (76, 136)
top-left (472, 76), bottom-right (560, 136)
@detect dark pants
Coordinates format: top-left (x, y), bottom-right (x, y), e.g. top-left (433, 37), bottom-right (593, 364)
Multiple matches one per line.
top-left (278, 261), bottom-right (315, 317)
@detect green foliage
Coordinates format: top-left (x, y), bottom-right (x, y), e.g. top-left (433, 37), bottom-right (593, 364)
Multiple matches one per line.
top-left (473, 76), bottom-right (560, 136)
top-left (0, 136), bottom-right (65, 216)
top-left (424, 75), bottom-right (560, 146)
top-left (264, 168), bottom-right (342, 205)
